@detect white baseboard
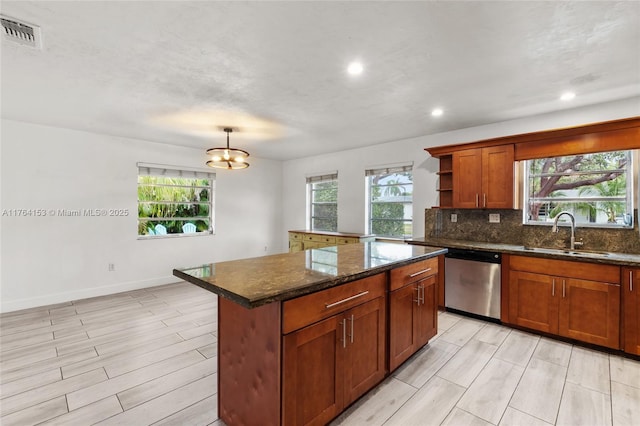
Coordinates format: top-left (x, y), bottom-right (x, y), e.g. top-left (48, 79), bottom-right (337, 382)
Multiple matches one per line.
top-left (0, 276), bottom-right (179, 313)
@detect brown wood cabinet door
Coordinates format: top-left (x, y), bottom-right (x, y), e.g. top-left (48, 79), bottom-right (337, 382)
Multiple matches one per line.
top-left (388, 284), bottom-right (418, 372)
top-left (509, 271), bottom-right (559, 334)
top-left (452, 148), bottom-right (482, 208)
top-left (283, 315), bottom-right (344, 426)
top-left (343, 297), bottom-right (386, 405)
top-left (482, 145), bottom-right (514, 208)
top-left (623, 268), bottom-right (640, 355)
top-left (416, 275), bottom-right (438, 347)
top-left (558, 278), bottom-right (621, 349)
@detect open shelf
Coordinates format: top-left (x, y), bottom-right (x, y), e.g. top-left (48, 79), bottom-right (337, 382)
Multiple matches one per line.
top-left (437, 154), bottom-right (454, 208)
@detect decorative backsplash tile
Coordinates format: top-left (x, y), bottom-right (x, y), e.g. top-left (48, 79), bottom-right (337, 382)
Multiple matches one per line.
top-left (425, 208), bottom-right (640, 254)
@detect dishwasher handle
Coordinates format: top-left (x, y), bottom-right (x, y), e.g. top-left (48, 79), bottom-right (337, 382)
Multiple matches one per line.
top-left (445, 248), bottom-right (501, 264)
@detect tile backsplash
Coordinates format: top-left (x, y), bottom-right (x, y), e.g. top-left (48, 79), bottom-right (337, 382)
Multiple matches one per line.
top-left (425, 208), bottom-right (640, 254)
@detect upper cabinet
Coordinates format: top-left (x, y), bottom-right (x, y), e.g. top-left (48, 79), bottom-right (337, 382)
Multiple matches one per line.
top-left (426, 116), bottom-right (640, 209)
top-left (452, 145), bottom-right (514, 209)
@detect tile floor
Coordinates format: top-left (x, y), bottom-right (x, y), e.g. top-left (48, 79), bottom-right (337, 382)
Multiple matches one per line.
top-left (1, 282), bottom-right (639, 425)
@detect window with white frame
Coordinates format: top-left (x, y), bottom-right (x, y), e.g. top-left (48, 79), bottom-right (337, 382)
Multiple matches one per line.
top-left (366, 164), bottom-right (413, 238)
top-left (524, 150), bottom-right (634, 228)
top-left (137, 163), bottom-right (215, 237)
top-left (307, 172), bottom-right (338, 232)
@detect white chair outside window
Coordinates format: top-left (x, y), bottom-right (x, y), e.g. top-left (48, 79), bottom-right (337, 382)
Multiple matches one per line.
top-left (182, 223), bottom-right (197, 233)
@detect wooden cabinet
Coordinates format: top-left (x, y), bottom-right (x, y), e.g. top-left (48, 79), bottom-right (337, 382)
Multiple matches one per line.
top-left (623, 267), bottom-right (640, 355)
top-left (388, 257), bottom-right (438, 371)
top-left (436, 154), bottom-right (453, 208)
top-left (282, 274), bottom-right (386, 426)
top-left (509, 256), bottom-right (620, 349)
top-left (508, 270), bottom-right (558, 334)
top-left (216, 256), bottom-right (442, 426)
top-left (288, 231), bottom-right (373, 253)
top-left (452, 145), bottom-right (514, 209)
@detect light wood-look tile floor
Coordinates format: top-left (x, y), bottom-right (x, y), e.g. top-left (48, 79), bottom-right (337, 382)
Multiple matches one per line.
top-left (1, 282), bottom-right (639, 425)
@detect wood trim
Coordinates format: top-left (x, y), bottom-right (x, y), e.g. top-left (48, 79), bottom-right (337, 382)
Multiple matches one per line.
top-left (437, 255), bottom-right (445, 309)
top-left (425, 116), bottom-right (640, 158)
top-left (514, 126), bottom-right (640, 160)
top-left (501, 254), bottom-right (510, 324)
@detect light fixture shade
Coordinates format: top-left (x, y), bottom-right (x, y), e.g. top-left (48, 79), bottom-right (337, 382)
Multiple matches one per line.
top-left (206, 128), bottom-right (250, 169)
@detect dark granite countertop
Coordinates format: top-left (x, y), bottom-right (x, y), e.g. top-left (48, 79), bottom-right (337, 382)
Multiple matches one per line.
top-left (407, 237), bottom-right (640, 266)
top-left (173, 242), bottom-right (447, 308)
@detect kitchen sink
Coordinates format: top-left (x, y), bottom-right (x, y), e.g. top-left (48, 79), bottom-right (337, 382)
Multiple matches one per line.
top-left (522, 247), bottom-right (610, 257)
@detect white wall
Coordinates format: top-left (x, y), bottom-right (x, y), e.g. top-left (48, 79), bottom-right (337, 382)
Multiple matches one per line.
top-left (282, 97), bottom-right (640, 252)
top-left (0, 119), bottom-right (283, 312)
top-left (282, 138), bottom-right (438, 244)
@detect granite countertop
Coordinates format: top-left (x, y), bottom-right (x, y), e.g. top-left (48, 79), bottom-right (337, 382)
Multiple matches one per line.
top-left (174, 242), bottom-right (447, 308)
top-left (407, 237), bottom-right (640, 266)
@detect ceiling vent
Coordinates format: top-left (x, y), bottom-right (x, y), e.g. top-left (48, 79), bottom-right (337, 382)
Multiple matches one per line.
top-left (1, 16), bottom-right (41, 49)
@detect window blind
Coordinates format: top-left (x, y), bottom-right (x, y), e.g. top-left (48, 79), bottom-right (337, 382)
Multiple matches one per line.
top-left (365, 163), bottom-right (413, 176)
top-left (306, 172), bottom-right (338, 184)
top-left (137, 162), bottom-right (216, 180)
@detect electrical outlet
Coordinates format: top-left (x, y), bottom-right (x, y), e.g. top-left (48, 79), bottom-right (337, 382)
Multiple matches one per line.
top-left (489, 213), bottom-right (500, 223)
top-left (108, 263), bottom-right (115, 272)
top-left (450, 214), bottom-right (457, 223)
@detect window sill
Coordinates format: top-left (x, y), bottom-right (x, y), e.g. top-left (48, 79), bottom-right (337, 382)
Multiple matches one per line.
top-left (137, 231), bottom-right (213, 240)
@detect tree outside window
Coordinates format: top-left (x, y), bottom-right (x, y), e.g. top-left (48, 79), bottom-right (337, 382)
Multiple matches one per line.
top-left (307, 173), bottom-right (338, 232)
top-left (525, 151), bottom-right (633, 227)
top-left (366, 165), bottom-right (413, 238)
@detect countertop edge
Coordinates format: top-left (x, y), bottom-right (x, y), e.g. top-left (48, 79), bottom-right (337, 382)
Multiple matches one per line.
top-left (407, 239), bottom-right (640, 266)
top-left (173, 247), bottom-right (447, 309)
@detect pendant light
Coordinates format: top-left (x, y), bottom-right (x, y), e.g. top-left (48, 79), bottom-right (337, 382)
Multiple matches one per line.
top-left (206, 128), bottom-right (250, 169)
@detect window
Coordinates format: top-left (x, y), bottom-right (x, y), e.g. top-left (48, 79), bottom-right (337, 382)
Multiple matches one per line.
top-left (307, 172), bottom-right (338, 232)
top-left (524, 150), bottom-right (634, 228)
top-left (137, 163), bottom-right (214, 237)
top-left (366, 164), bottom-right (413, 238)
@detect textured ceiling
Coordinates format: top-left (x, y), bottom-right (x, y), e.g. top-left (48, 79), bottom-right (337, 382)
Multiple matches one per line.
top-left (1, 1), bottom-right (639, 160)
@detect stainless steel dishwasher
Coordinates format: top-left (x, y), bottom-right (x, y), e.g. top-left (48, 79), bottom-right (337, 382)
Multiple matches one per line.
top-left (444, 248), bottom-right (501, 320)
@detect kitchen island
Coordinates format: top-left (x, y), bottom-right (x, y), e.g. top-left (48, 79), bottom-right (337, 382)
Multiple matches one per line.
top-left (174, 242), bottom-right (446, 426)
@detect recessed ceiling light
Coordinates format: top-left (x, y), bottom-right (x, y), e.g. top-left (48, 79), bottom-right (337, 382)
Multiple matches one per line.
top-left (431, 108), bottom-right (444, 117)
top-left (347, 61), bottom-right (363, 76)
top-left (560, 92), bottom-right (576, 101)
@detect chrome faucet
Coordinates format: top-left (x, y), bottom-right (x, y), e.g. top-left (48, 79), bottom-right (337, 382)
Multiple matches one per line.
top-left (552, 211), bottom-right (583, 250)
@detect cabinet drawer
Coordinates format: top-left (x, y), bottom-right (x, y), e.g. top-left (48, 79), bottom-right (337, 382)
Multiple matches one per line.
top-left (510, 255), bottom-right (620, 284)
top-left (289, 232), bottom-right (303, 241)
top-left (305, 234), bottom-right (337, 244)
top-left (337, 237), bottom-right (359, 245)
top-left (282, 273), bottom-right (386, 334)
top-left (390, 257), bottom-right (438, 291)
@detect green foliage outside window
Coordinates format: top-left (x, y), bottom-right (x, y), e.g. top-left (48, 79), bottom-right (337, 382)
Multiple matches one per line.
top-left (368, 171), bottom-right (413, 238)
top-left (138, 176), bottom-right (212, 235)
top-left (310, 180), bottom-right (338, 232)
top-left (525, 151), bottom-right (632, 227)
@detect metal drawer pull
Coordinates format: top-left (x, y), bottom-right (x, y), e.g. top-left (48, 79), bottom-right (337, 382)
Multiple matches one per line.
top-left (475, 193), bottom-right (479, 207)
top-left (420, 285), bottom-right (425, 305)
top-left (631, 271), bottom-right (634, 292)
top-left (409, 268), bottom-right (432, 278)
top-left (325, 291), bottom-right (369, 309)
top-left (349, 314), bottom-right (354, 343)
top-left (483, 193), bottom-right (487, 208)
top-left (413, 286), bottom-right (420, 305)
top-left (552, 279), bottom-right (555, 296)
top-left (562, 280), bottom-right (566, 298)
top-left (341, 319), bottom-right (346, 348)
